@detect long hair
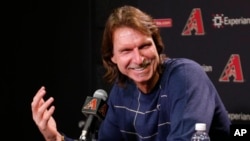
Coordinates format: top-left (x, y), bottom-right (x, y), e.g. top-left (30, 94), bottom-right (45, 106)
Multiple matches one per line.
top-left (101, 5), bottom-right (165, 86)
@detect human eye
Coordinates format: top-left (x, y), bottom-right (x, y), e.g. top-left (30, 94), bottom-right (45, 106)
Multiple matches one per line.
top-left (120, 48), bottom-right (131, 55)
top-left (139, 43), bottom-right (152, 50)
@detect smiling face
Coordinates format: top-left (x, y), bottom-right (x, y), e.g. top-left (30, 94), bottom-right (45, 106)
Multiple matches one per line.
top-left (111, 27), bottom-right (160, 88)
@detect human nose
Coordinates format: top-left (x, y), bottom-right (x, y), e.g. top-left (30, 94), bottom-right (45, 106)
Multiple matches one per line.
top-left (132, 49), bottom-right (144, 64)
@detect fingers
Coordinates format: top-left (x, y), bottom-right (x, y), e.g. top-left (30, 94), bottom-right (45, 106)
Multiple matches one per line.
top-left (31, 86), bottom-right (46, 113)
top-left (37, 97), bottom-right (54, 119)
top-left (40, 104), bottom-right (55, 130)
top-left (31, 86), bottom-right (55, 129)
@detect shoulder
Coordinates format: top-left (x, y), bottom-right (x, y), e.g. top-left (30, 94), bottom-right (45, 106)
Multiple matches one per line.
top-left (163, 58), bottom-right (204, 74)
top-left (164, 58), bottom-right (201, 67)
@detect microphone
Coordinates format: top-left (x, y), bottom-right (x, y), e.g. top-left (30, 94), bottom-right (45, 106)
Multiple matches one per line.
top-left (79, 89), bottom-right (108, 141)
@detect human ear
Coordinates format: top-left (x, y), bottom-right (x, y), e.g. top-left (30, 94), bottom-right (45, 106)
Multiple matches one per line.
top-left (111, 55), bottom-right (117, 64)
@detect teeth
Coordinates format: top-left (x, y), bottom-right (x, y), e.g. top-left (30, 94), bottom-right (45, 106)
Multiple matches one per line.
top-left (128, 60), bottom-right (151, 70)
top-left (133, 67), bottom-right (144, 71)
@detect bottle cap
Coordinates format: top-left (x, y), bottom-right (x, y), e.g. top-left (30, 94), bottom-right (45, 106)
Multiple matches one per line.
top-left (195, 123), bottom-right (206, 131)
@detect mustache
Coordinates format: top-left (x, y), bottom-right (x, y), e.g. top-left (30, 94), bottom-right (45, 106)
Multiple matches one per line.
top-left (128, 59), bottom-right (152, 69)
top-left (141, 59), bottom-right (151, 67)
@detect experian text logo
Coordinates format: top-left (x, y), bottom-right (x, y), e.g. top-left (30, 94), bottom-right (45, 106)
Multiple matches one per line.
top-left (212, 14), bottom-right (250, 28)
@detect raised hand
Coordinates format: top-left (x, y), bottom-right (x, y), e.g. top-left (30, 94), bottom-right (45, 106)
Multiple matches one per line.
top-left (31, 86), bottom-right (62, 141)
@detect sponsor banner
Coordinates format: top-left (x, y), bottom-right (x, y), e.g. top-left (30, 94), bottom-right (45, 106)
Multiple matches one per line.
top-left (138, 0), bottom-right (250, 124)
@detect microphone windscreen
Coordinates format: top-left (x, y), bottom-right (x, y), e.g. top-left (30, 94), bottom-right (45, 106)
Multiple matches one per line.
top-left (93, 89), bottom-right (108, 101)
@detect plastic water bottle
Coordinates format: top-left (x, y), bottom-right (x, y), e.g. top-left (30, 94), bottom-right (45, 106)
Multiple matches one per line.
top-left (191, 123), bottom-right (210, 141)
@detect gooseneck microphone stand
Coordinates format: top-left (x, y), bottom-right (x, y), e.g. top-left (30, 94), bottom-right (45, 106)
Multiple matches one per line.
top-left (79, 118), bottom-right (100, 141)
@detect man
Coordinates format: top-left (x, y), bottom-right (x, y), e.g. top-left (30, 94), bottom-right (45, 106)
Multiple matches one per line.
top-left (31, 5), bottom-right (231, 141)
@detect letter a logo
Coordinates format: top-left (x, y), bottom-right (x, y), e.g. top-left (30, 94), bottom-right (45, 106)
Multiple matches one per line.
top-left (182, 8), bottom-right (205, 36)
top-left (219, 54), bottom-right (244, 82)
top-left (83, 98), bottom-right (97, 110)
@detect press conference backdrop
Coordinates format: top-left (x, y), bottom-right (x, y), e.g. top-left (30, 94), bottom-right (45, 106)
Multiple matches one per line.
top-left (14, 0), bottom-right (249, 140)
top-left (134, 0), bottom-right (250, 124)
